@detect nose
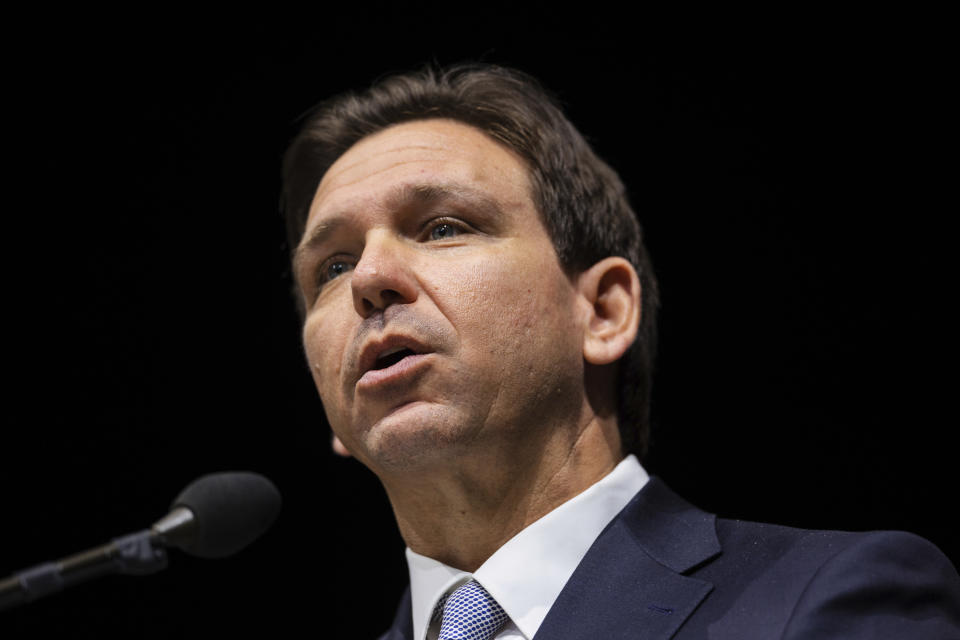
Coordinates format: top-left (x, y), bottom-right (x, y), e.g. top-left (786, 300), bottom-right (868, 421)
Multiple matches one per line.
top-left (351, 231), bottom-right (418, 317)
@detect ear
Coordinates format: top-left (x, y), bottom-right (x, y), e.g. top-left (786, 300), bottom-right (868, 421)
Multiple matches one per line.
top-left (577, 257), bottom-right (641, 365)
top-left (332, 434), bottom-right (352, 457)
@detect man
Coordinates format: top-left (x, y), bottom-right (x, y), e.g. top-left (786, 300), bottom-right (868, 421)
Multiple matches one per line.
top-left (282, 64), bottom-right (960, 639)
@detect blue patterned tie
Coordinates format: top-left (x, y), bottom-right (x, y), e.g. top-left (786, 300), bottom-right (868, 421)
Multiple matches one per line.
top-left (435, 580), bottom-right (509, 640)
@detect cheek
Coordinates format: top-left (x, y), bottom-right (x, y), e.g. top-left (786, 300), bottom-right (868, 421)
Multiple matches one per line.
top-left (448, 249), bottom-right (584, 428)
top-left (302, 314), bottom-right (347, 399)
top-left (443, 247), bottom-right (578, 365)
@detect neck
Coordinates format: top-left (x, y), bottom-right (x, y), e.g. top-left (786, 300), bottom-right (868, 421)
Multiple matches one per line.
top-left (380, 413), bottom-right (623, 572)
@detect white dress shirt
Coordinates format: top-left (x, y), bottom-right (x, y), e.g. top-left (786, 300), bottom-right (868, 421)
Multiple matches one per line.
top-left (406, 454), bottom-right (650, 640)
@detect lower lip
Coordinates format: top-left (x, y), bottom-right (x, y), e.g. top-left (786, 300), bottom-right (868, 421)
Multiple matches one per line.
top-left (357, 353), bottom-right (432, 390)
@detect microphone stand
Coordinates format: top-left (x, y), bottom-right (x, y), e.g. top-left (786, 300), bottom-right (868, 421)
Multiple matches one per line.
top-left (0, 507), bottom-right (193, 611)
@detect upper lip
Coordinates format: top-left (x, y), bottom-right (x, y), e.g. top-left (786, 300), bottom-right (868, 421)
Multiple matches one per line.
top-left (355, 334), bottom-right (431, 382)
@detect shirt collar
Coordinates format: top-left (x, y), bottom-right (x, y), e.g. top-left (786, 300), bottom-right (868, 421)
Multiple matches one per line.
top-left (406, 455), bottom-right (649, 640)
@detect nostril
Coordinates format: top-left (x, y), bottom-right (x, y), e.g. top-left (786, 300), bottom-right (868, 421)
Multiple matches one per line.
top-left (359, 289), bottom-right (404, 316)
top-left (381, 289), bottom-right (404, 305)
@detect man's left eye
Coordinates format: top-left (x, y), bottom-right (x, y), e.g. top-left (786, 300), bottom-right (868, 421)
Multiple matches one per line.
top-left (429, 222), bottom-right (461, 240)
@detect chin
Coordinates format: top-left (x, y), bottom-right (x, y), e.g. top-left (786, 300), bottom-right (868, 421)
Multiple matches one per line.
top-left (360, 401), bottom-right (476, 471)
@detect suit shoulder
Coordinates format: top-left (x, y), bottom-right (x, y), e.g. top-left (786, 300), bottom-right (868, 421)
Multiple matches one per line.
top-left (707, 517), bottom-right (878, 579)
top-left (691, 520), bottom-right (960, 638)
top-left (781, 528), bottom-right (960, 638)
top-left (714, 519), bottom-right (957, 577)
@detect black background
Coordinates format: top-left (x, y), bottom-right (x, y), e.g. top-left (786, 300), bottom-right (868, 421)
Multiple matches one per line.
top-left (3, 12), bottom-right (955, 637)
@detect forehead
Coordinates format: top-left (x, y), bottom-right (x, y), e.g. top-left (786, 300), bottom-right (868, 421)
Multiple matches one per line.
top-left (305, 119), bottom-right (533, 230)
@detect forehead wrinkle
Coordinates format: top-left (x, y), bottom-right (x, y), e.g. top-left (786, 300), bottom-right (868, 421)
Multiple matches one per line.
top-left (315, 155), bottom-right (441, 205)
top-left (383, 181), bottom-right (506, 219)
top-left (325, 143), bottom-right (448, 180)
top-left (317, 140), bottom-right (461, 203)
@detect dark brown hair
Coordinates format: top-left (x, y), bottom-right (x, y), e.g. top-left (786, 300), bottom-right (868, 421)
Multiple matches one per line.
top-left (281, 63), bottom-right (659, 457)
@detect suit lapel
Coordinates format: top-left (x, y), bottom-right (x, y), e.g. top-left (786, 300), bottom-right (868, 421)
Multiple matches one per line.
top-left (535, 478), bottom-right (721, 640)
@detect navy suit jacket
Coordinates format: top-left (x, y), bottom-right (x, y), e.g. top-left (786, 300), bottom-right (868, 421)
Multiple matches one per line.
top-left (377, 477), bottom-right (960, 639)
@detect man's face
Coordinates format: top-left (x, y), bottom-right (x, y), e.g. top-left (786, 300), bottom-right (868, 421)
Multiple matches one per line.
top-left (295, 119), bottom-right (586, 476)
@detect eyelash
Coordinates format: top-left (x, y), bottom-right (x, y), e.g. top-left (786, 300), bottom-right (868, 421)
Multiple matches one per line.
top-left (312, 217), bottom-right (472, 291)
top-left (421, 216), bottom-right (468, 241)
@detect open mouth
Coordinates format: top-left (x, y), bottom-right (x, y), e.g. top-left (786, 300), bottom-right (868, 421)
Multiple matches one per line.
top-left (356, 337), bottom-right (432, 388)
top-left (372, 346), bottom-right (417, 371)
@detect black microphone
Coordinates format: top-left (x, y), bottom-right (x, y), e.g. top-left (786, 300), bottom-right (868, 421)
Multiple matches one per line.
top-left (0, 471), bottom-right (281, 611)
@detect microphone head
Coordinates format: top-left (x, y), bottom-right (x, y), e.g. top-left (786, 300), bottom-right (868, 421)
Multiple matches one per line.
top-left (168, 471), bottom-right (281, 559)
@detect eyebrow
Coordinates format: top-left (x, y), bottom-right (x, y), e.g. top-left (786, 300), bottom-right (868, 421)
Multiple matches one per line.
top-left (292, 182), bottom-right (506, 274)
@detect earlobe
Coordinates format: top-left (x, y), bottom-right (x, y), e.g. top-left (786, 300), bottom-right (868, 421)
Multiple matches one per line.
top-left (578, 257), bottom-right (641, 365)
top-left (332, 434), bottom-right (352, 458)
